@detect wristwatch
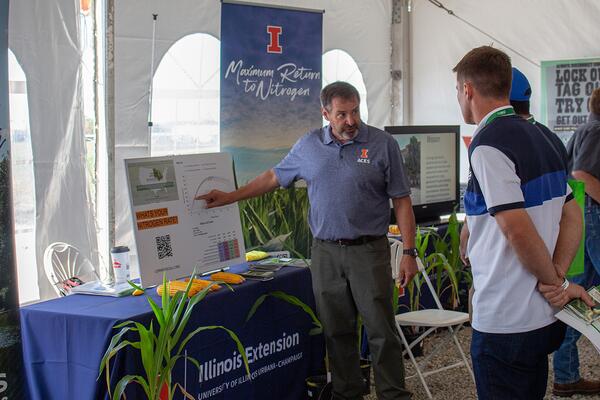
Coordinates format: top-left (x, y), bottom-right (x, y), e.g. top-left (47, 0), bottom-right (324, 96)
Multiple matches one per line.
top-left (402, 248), bottom-right (418, 258)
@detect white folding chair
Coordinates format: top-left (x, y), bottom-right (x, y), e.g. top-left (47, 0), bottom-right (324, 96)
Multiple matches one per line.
top-left (389, 238), bottom-right (402, 280)
top-left (43, 242), bottom-right (99, 296)
top-left (394, 248), bottom-right (474, 399)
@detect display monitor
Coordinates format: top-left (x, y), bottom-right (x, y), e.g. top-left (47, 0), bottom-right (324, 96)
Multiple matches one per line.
top-left (384, 125), bottom-right (460, 225)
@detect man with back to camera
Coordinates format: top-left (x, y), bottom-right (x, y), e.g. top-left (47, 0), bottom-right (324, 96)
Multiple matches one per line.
top-left (460, 66), bottom-right (571, 266)
top-left (197, 81), bottom-right (417, 400)
top-left (552, 87), bottom-right (600, 398)
top-left (454, 46), bottom-right (593, 399)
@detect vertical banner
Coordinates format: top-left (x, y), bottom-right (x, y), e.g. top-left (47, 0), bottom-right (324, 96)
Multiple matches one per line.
top-left (220, 1), bottom-right (323, 185)
top-left (541, 58), bottom-right (600, 143)
top-left (0, 0), bottom-right (26, 398)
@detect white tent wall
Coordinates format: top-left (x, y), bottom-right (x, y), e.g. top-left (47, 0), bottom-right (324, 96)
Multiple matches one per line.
top-left (9, 0), bottom-right (99, 300)
top-left (114, 0), bottom-right (394, 257)
top-left (409, 0), bottom-right (600, 183)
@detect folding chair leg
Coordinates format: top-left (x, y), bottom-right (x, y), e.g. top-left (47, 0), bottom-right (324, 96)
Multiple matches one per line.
top-left (449, 325), bottom-right (475, 382)
top-left (396, 322), bottom-right (433, 399)
top-left (417, 328), bottom-right (452, 369)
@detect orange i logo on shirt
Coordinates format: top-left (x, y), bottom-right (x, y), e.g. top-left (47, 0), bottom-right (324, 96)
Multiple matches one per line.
top-left (358, 148), bottom-right (370, 164)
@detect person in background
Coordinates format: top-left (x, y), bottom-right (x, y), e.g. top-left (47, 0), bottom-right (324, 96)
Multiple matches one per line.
top-left (197, 81), bottom-right (417, 400)
top-left (454, 45), bottom-right (592, 399)
top-left (552, 87), bottom-right (600, 398)
top-left (509, 67), bottom-right (568, 159)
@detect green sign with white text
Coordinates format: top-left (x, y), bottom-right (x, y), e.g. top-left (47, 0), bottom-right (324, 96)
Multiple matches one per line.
top-left (541, 57), bottom-right (600, 144)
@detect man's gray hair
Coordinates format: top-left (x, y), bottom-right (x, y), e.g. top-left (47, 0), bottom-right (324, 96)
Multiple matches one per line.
top-left (320, 81), bottom-right (360, 110)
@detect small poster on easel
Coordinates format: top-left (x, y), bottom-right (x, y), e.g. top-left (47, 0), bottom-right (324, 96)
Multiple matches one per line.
top-left (125, 152), bottom-right (246, 287)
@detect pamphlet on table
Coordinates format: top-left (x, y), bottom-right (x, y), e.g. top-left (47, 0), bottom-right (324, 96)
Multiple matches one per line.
top-left (70, 280), bottom-right (135, 297)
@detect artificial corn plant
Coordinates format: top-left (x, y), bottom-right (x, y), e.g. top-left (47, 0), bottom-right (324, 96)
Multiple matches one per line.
top-left (247, 291), bottom-right (325, 365)
top-left (98, 273), bottom-right (250, 400)
top-left (239, 187), bottom-right (312, 259)
top-left (401, 210), bottom-right (469, 312)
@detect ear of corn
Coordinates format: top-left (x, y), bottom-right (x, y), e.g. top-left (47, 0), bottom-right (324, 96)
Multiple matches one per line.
top-left (245, 250), bottom-right (269, 262)
top-left (157, 279), bottom-right (221, 297)
top-left (210, 272), bottom-right (245, 284)
top-left (184, 278), bottom-right (222, 291)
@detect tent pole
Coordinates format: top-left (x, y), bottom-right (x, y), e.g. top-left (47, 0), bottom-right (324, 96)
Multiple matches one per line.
top-left (391, 0), bottom-right (411, 125)
top-left (106, 0), bottom-right (115, 255)
top-left (147, 14), bottom-right (158, 155)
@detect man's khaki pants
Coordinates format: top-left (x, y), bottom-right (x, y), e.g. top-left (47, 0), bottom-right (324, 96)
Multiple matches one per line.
top-left (310, 237), bottom-right (411, 400)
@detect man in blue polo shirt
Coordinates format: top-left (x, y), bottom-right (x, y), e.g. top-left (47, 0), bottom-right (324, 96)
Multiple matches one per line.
top-left (197, 81), bottom-right (417, 400)
top-left (454, 46), bottom-right (593, 399)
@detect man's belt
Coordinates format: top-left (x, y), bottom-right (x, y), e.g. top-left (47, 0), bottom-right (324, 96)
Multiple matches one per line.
top-left (317, 235), bottom-right (385, 246)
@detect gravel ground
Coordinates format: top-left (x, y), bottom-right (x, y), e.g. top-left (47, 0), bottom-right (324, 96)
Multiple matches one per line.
top-left (364, 327), bottom-right (600, 400)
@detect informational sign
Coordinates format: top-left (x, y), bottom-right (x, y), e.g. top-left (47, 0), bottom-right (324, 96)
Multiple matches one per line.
top-left (393, 132), bottom-right (457, 206)
top-left (541, 58), bottom-right (600, 143)
top-left (125, 153), bottom-right (246, 287)
top-left (220, 1), bottom-right (323, 184)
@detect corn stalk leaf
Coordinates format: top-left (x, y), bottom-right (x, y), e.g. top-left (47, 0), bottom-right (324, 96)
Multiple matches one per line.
top-left (176, 325), bottom-right (251, 376)
top-left (247, 291), bottom-right (322, 334)
top-left (113, 375), bottom-right (150, 400)
top-left (173, 382), bottom-right (196, 400)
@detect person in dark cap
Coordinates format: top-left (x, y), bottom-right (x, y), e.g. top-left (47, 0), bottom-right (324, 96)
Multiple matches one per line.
top-left (509, 67), bottom-right (533, 115)
top-left (510, 67), bottom-right (568, 159)
top-left (552, 87), bottom-right (600, 398)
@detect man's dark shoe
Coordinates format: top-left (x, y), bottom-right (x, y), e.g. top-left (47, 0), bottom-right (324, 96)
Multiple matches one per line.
top-left (553, 378), bottom-right (600, 397)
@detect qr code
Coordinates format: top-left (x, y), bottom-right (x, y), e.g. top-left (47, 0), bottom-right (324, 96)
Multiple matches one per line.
top-left (156, 234), bottom-right (173, 260)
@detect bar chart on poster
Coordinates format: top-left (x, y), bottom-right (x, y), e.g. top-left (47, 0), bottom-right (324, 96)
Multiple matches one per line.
top-left (125, 153), bottom-right (246, 287)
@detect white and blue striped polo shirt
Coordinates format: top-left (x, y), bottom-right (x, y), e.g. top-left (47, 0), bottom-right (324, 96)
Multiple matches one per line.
top-left (465, 106), bottom-right (573, 334)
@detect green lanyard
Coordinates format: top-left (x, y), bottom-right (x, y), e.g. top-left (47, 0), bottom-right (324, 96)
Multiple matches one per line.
top-left (482, 107), bottom-right (516, 126)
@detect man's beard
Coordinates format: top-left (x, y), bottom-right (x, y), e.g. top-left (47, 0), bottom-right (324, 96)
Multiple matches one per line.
top-left (337, 125), bottom-right (358, 140)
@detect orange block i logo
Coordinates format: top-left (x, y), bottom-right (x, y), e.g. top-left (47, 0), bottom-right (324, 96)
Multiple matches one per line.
top-left (357, 148), bottom-right (370, 164)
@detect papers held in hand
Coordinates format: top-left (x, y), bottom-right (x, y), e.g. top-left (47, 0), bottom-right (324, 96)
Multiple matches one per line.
top-left (555, 285), bottom-right (600, 352)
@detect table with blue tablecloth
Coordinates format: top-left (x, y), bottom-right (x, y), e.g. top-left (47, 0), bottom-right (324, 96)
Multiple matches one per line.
top-left (20, 263), bottom-right (325, 400)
